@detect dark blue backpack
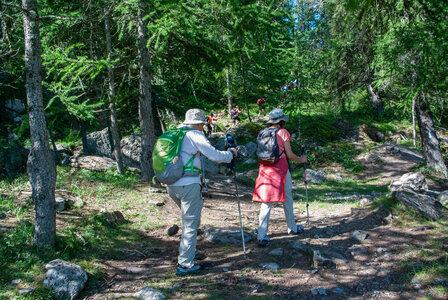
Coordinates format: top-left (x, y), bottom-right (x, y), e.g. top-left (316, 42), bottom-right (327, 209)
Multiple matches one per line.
top-left (256, 127), bottom-right (283, 165)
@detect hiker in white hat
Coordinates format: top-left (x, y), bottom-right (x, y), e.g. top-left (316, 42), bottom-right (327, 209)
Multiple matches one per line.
top-left (252, 108), bottom-right (307, 247)
top-left (167, 108), bottom-right (237, 275)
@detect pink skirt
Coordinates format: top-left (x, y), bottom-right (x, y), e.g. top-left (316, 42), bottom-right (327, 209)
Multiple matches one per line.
top-left (252, 155), bottom-right (288, 203)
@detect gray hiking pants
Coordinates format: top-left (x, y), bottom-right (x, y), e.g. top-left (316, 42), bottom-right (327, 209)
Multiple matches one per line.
top-left (167, 183), bottom-right (202, 268)
top-left (257, 170), bottom-right (298, 241)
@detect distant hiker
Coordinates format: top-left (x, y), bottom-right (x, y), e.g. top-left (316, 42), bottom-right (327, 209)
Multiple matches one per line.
top-left (224, 132), bottom-right (236, 174)
top-left (252, 108), bottom-right (307, 247)
top-left (281, 85), bottom-right (288, 100)
top-left (257, 97), bottom-right (266, 118)
top-left (231, 106), bottom-right (241, 128)
top-left (166, 109), bottom-right (237, 275)
top-left (206, 113), bottom-right (217, 137)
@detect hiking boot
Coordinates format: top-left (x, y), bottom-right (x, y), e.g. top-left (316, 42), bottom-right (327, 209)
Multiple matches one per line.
top-left (258, 239), bottom-right (270, 247)
top-left (289, 224), bottom-right (304, 235)
top-left (176, 264), bottom-right (202, 276)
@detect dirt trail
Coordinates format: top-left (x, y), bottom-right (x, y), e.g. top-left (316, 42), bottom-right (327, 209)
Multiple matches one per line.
top-left (85, 147), bottom-right (446, 299)
top-left (80, 130), bottom-right (448, 300)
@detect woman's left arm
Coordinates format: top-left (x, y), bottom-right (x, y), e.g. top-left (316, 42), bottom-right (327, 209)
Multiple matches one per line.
top-left (284, 141), bottom-right (307, 164)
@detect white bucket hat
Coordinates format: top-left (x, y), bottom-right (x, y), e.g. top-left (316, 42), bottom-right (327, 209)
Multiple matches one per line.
top-left (267, 108), bottom-right (289, 124)
top-left (184, 109), bottom-right (207, 125)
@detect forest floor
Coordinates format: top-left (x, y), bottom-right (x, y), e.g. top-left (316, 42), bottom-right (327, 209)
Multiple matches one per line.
top-left (2, 119), bottom-right (448, 300)
top-left (76, 136), bottom-right (448, 300)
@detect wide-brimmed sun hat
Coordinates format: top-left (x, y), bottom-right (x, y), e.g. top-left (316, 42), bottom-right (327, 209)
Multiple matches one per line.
top-left (267, 108), bottom-right (289, 125)
top-left (184, 109), bottom-right (207, 125)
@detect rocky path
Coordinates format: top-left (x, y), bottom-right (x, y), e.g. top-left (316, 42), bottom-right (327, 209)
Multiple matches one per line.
top-left (76, 134), bottom-right (448, 299)
top-left (84, 169), bottom-right (446, 299)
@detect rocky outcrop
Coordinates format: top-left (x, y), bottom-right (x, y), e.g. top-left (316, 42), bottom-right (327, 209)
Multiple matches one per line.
top-left (43, 259), bottom-right (88, 299)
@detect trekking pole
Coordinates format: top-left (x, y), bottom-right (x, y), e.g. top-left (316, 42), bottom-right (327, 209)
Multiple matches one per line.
top-left (302, 147), bottom-right (311, 240)
top-left (232, 158), bottom-right (247, 257)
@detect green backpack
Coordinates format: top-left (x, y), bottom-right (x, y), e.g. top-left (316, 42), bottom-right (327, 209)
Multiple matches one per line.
top-left (152, 127), bottom-right (199, 184)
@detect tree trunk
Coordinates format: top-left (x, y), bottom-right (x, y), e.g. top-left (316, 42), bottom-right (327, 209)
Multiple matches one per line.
top-left (412, 95), bottom-right (417, 147)
top-left (240, 59), bottom-right (251, 123)
top-left (105, 17), bottom-right (124, 175)
top-left (366, 83), bottom-right (384, 116)
top-left (415, 93), bottom-right (448, 177)
top-left (79, 119), bottom-right (88, 155)
top-left (22, 0), bottom-right (56, 248)
top-left (138, 1), bottom-right (157, 182)
top-left (226, 69), bottom-right (233, 117)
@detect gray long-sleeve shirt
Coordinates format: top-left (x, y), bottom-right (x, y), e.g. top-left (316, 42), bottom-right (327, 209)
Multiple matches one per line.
top-left (170, 126), bottom-right (234, 187)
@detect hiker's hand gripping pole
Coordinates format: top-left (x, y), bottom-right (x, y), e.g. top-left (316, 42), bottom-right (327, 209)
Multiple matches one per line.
top-left (301, 147), bottom-right (311, 240)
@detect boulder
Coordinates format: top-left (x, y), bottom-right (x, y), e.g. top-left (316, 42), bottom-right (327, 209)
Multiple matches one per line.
top-left (201, 156), bottom-right (220, 174)
top-left (361, 125), bottom-right (385, 142)
top-left (100, 211), bottom-right (128, 227)
top-left (0, 139), bottom-right (28, 179)
top-left (85, 128), bottom-right (112, 157)
top-left (121, 135), bottom-right (142, 168)
top-left (5, 99), bottom-right (25, 117)
top-left (134, 287), bottom-right (165, 300)
top-left (305, 169), bottom-right (326, 184)
top-left (389, 172), bottom-right (428, 192)
top-left (43, 259), bottom-right (88, 299)
top-left (74, 156), bottom-right (116, 171)
top-left (438, 191), bottom-right (448, 207)
top-left (365, 153), bottom-right (383, 164)
top-left (259, 262), bottom-right (280, 271)
top-left (392, 190), bottom-right (445, 221)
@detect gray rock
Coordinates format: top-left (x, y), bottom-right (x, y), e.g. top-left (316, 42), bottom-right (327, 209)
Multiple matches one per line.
top-left (43, 259), bottom-right (88, 299)
top-left (438, 190), bottom-right (448, 207)
top-left (18, 288), bottom-right (35, 295)
top-left (327, 173), bottom-right (344, 183)
top-left (389, 172), bottom-right (428, 192)
top-left (85, 128), bottom-right (113, 158)
top-left (332, 287), bottom-right (344, 294)
top-left (351, 230), bottom-right (368, 243)
top-left (167, 225), bottom-right (179, 236)
top-left (121, 135), bottom-right (142, 168)
top-left (55, 197), bottom-right (66, 211)
top-left (434, 278), bottom-right (448, 286)
top-left (317, 287), bottom-right (327, 296)
top-left (134, 286), bottom-right (165, 300)
top-left (268, 248), bottom-right (284, 256)
top-left (305, 169), bottom-right (326, 184)
top-left (5, 99), bottom-right (25, 117)
top-left (203, 226), bottom-right (253, 244)
top-left (312, 250), bottom-right (336, 269)
top-left (259, 262), bottom-right (280, 271)
top-left (349, 246), bottom-right (368, 256)
top-left (100, 211), bottom-right (128, 227)
top-left (365, 153), bottom-right (383, 164)
top-left (290, 240), bottom-right (311, 254)
top-left (245, 142), bottom-right (257, 157)
top-left (201, 156), bottom-right (220, 174)
top-left (11, 279), bottom-right (22, 285)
